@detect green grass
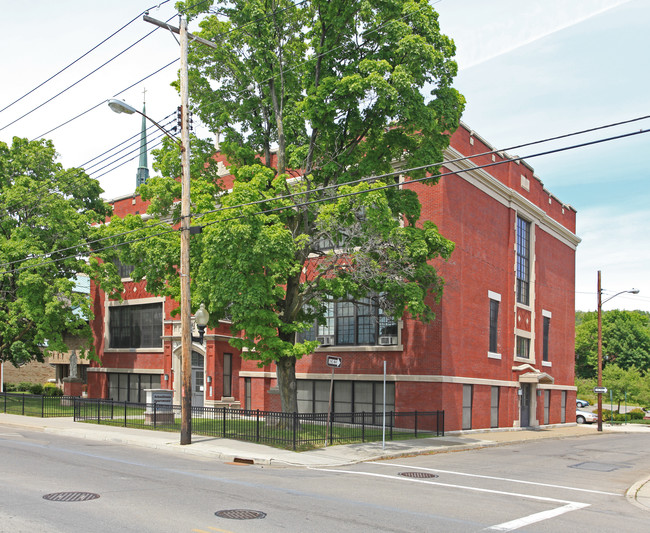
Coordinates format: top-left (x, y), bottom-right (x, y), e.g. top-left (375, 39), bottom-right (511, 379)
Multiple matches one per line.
top-left (77, 415), bottom-right (439, 450)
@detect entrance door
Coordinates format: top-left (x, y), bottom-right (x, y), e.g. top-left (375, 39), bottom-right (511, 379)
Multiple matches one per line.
top-left (191, 351), bottom-right (204, 407)
top-left (520, 384), bottom-right (531, 427)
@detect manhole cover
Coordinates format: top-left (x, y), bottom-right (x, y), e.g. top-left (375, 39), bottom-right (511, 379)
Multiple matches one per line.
top-left (569, 462), bottom-right (628, 472)
top-left (398, 471), bottom-right (439, 479)
top-left (215, 509), bottom-right (266, 520)
top-left (43, 492), bottom-right (100, 502)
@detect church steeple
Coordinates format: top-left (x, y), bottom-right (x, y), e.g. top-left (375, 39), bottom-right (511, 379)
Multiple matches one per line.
top-left (136, 88), bottom-right (150, 189)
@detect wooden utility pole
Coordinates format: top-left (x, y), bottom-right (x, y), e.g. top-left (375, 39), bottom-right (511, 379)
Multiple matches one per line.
top-left (143, 14), bottom-right (218, 445)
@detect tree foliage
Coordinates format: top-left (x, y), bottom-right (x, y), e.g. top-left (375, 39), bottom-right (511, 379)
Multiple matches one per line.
top-left (95, 0), bottom-right (464, 412)
top-left (0, 137), bottom-right (110, 365)
top-left (575, 310), bottom-right (650, 378)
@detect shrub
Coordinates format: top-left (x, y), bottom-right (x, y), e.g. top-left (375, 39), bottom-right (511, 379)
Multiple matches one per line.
top-left (629, 409), bottom-right (645, 420)
top-left (43, 383), bottom-right (63, 397)
top-left (17, 382), bottom-right (32, 392)
top-left (29, 383), bottom-right (44, 395)
top-left (3, 383), bottom-right (18, 392)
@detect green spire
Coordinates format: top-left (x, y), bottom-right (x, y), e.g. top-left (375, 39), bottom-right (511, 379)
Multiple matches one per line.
top-left (136, 95), bottom-right (150, 189)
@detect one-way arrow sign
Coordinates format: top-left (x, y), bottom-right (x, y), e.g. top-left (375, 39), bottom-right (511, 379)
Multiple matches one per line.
top-left (326, 355), bottom-right (342, 368)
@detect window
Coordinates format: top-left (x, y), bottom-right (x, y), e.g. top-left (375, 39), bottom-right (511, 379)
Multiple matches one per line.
top-left (491, 387), bottom-right (500, 428)
top-left (297, 379), bottom-right (395, 424)
top-left (542, 316), bottom-right (550, 362)
top-left (489, 296), bottom-right (500, 354)
top-left (516, 216), bottom-right (530, 305)
top-left (561, 391), bottom-right (567, 424)
top-left (109, 303), bottom-right (163, 349)
top-left (112, 258), bottom-right (135, 279)
top-left (516, 336), bottom-right (530, 359)
top-left (300, 297), bottom-right (397, 346)
top-left (223, 353), bottom-right (232, 397)
top-left (462, 385), bottom-right (473, 430)
top-left (107, 373), bottom-right (159, 403)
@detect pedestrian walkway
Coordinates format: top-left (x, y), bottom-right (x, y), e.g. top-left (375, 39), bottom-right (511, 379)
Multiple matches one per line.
top-left (2, 413), bottom-right (649, 510)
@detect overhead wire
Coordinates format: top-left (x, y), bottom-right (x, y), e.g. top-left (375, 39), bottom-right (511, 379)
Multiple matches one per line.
top-left (1, 121), bottom-right (648, 275)
top-left (0, 1), bottom-right (171, 116)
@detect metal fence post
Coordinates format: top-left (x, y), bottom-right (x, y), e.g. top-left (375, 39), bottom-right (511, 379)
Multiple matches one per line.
top-left (41, 394), bottom-right (45, 418)
top-left (97, 399), bottom-right (101, 425)
top-left (390, 410), bottom-right (393, 440)
top-left (362, 413), bottom-right (365, 443)
top-left (222, 406), bottom-right (226, 437)
top-left (22, 394), bottom-right (25, 415)
top-left (293, 412), bottom-right (298, 451)
top-left (256, 409), bottom-right (260, 442)
top-left (124, 401), bottom-right (127, 427)
top-left (414, 410), bottom-right (418, 437)
top-left (153, 402), bottom-right (157, 428)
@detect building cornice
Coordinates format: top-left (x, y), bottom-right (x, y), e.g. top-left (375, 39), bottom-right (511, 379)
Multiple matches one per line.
top-left (443, 146), bottom-right (581, 250)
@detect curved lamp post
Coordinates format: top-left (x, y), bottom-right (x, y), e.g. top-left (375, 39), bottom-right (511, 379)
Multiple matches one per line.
top-left (107, 27), bottom-right (193, 444)
top-left (107, 99), bottom-right (179, 143)
top-left (597, 270), bottom-right (639, 432)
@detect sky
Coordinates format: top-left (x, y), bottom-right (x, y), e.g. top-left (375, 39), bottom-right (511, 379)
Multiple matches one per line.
top-left (1, 0), bottom-right (648, 313)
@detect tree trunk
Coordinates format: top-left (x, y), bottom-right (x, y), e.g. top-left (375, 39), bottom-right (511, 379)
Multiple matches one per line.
top-left (276, 356), bottom-right (298, 413)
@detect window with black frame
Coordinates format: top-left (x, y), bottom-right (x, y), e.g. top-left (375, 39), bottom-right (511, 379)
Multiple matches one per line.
top-left (516, 216), bottom-right (531, 306)
top-left (108, 303), bottom-right (163, 349)
top-left (298, 296), bottom-right (397, 346)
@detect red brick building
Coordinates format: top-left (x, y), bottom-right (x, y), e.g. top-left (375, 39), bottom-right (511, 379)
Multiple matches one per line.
top-left (87, 123), bottom-right (580, 432)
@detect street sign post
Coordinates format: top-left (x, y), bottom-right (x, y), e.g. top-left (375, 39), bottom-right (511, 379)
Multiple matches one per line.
top-left (593, 386), bottom-right (608, 394)
top-left (325, 355), bottom-right (342, 447)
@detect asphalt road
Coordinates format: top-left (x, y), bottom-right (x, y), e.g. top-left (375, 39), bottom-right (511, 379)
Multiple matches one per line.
top-left (1, 426), bottom-right (648, 532)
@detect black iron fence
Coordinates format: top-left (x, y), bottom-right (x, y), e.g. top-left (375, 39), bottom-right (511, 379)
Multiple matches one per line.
top-left (1, 392), bottom-right (77, 417)
top-left (1, 392), bottom-right (444, 450)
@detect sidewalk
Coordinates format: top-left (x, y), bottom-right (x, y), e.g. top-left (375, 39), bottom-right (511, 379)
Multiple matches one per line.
top-left (2, 413), bottom-right (649, 510)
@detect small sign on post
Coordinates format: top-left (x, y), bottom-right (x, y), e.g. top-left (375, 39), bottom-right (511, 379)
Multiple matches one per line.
top-left (325, 355), bottom-right (342, 447)
top-left (326, 355), bottom-right (342, 368)
top-left (593, 386), bottom-right (608, 394)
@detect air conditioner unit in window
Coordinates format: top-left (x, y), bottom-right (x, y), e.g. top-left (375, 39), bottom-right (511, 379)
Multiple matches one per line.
top-left (378, 335), bottom-right (397, 346)
top-left (316, 335), bottom-right (335, 346)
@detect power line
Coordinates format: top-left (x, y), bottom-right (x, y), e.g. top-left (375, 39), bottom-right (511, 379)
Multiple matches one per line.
top-left (0, 26), bottom-right (168, 133)
top-left (0, 2), bottom-right (170, 115)
top-left (2, 121), bottom-right (648, 275)
top-left (191, 115), bottom-right (650, 221)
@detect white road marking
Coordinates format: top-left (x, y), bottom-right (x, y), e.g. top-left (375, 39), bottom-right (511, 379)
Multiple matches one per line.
top-left (312, 468), bottom-right (585, 505)
top-left (370, 462), bottom-right (621, 496)
top-left (313, 467), bottom-right (592, 531)
top-left (485, 502), bottom-right (590, 531)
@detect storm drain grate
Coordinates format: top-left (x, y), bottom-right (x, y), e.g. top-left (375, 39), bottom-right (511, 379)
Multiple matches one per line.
top-left (398, 471), bottom-right (439, 479)
top-left (215, 509), bottom-right (266, 520)
top-left (43, 492), bottom-right (100, 502)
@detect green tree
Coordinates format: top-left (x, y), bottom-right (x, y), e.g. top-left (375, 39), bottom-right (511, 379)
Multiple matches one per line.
top-left (0, 137), bottom-right (110, 366)
top-left (575, 310), bottom-right (650, 378)
top-left (96, 0), bottom-right (464, 413)
top-left (602, 364), bottom-right (643, 411)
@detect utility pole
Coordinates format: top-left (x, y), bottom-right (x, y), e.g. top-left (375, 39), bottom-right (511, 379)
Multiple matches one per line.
top-left (143, 13), bottom-right (218, 445)
top-left (179, 16), bottom-right (192, 446)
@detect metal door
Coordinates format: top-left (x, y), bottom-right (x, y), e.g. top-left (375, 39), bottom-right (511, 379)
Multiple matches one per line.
top-left (520, 384), bottom-right (531, 427)
top-left (191, 351), bottom-right (204, 407)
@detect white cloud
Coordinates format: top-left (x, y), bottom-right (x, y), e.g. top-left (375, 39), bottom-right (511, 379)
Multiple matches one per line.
top-left (437, 0), bottom-right (633, 70)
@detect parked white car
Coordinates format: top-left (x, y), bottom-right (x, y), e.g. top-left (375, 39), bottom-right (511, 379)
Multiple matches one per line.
top-left (576, 409), bottom-right (598, 424)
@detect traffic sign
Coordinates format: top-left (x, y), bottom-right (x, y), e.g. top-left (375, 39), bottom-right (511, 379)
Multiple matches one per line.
top-left (326, 355), bottom-right (342, 368)
top-left (593, 386), bottom-right (608, 394)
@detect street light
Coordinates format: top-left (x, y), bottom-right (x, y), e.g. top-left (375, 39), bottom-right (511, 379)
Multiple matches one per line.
top-left (596, 270), bottom-right (640, 432)
top-left (107, 79), bottom-right (193, 445)
top-left (192, 303), bottom-right (210, 345)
